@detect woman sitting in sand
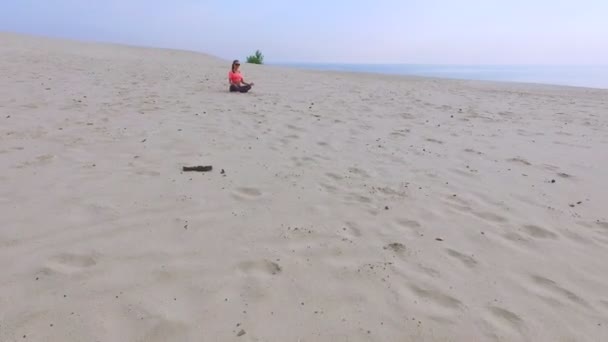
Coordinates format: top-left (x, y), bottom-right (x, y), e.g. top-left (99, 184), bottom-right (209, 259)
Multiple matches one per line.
top-left (228, 60), bottom-right (254, 93)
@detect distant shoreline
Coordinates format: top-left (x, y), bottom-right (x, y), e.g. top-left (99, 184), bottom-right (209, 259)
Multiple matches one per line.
top-left (272, 63), bottom-right (608, 89)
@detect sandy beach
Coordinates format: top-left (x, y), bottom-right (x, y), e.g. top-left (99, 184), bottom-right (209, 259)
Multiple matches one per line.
top-left (1, 32), bottom-right (608, 341)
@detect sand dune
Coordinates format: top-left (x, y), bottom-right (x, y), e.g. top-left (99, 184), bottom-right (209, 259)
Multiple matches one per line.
top-left (1, 32), bottom-right (608, 341)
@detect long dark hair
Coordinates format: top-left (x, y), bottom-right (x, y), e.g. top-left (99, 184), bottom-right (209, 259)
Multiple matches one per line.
top-left (231, 60), bottom-right (240, 72)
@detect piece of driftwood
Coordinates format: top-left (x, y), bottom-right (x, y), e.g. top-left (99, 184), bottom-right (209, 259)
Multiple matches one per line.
top-left (183, 165), bottom-right (213, 172)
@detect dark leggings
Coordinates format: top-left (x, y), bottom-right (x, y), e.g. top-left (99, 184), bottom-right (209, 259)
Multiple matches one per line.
top-left (230, 84), bottom-right (251, 93)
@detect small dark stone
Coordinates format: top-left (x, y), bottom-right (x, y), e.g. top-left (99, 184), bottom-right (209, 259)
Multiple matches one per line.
top-left (141, 139), bottom-right (146, 143)
top-left (569, 204), bottom-right (575, 208)
top-left (221, 169), bottom-right (225, 175)
top-left (551, 179), bottom-right (556, 183)
top-left (237, 329), bottom-right (246, 337)
top-left (385, 206), bottom-right (389, 210)
top-left (577, 201), bottom-right (582, 205)
top-left (435, 238), bottom-right (444, 242)
top-left (35, 277), bottom-right (39, 280)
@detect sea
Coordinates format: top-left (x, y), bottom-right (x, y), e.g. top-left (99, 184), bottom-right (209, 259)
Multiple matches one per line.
top-left (274, 64), bottom-right (608, 89)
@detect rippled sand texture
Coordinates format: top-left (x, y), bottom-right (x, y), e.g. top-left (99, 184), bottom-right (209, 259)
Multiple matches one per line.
top-left (1, 32), bottom-right (608, 341)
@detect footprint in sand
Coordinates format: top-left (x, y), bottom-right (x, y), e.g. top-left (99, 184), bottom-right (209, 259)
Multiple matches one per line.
top-left (425, 138), bottom-right (444, 144)
top-left (16, 154), bottom-right (56, 169)
top-left (450, 168), bottom-right (477, 179)
top-left (446, 249), bottom-right (478, 268)
top-left (390, 129), bottom-right (409, 138)
top-left (136, 170), bottom-right (161, 177)
top-left (484, 306), bottom-right (526, 337)
top-left (232, 187), bottom-right (263, 200)
top-left (474, 211), bottom-right (507, 223)
top-left (395, 218), bottom-right (423, 236)
top-left (541, 164), bottom-right (560, 172)
top-left (530, 274), bottom-right (589, 307)
top-left (320, 183), bottom-right (339, 194)
top-left (347, 167), bottom-right (370, 178)
top-left (290, 156), bottom-right (304, 167)
top-left (507, 157), bottom-right (531, 166)
top-left (325, 172), bottom-right (343, 181)
top-left (285, 134), bottom-right (299, 140)
top-left (416, 264), bottom-right (441, 278)
top-left (522, 225), bottom-right (559, 239)
top-left (464, 148), bottom-right (484, 155)
top-left (503, 231), bottom-right (528, 243)
top-left (396, 218), bottom-right (421, 229)
top-left (488, 306), bottom-right (524, 328)
top-left (596, 221), bottom-right (608, 229)
top-left (286, 124), bottom-right (306, 132)
top-left (238, 259), bottom-right (282, 276)
top-left (377, 186), bottom-right (406, 196)
top-left (350, 194), bottom-right (372, 204)
top-left (46, 253), bottom-right (96, 274)
top-left (557, 172), bottom-right (573, 179)
top-left (342, 222), bottom-right (362, 237)
top-left (408, 284), bottom-right (462, 310)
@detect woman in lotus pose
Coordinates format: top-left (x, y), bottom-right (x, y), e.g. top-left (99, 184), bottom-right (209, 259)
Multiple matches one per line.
top-left (228, 60), bottom-right (254, 93)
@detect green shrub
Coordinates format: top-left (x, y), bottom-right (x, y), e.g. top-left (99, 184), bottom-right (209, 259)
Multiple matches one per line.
top-left (246, 50), bottom-right (264, 64)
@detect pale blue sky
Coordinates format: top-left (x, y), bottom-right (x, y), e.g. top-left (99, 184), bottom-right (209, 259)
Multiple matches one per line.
top-left (1, 0), bottom-right (607, 64)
